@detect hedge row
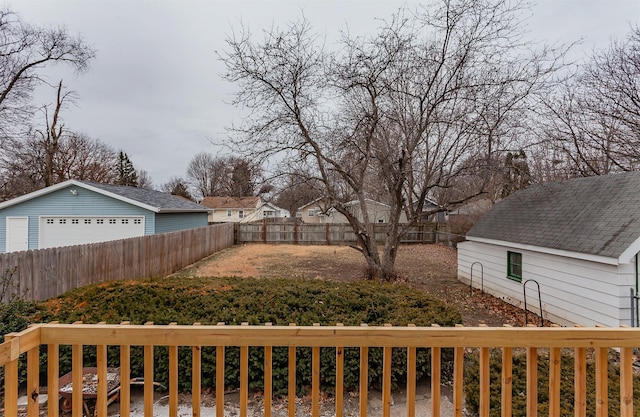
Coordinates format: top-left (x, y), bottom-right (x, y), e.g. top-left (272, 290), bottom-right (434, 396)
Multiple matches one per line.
top-left (464, 349), bottom-right (640, 417)
top-left (2, 276), bottom-right (463, 394)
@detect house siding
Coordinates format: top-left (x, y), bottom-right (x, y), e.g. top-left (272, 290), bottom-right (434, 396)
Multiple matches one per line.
top-left (155, 212), bottom-right (208, 233)
top-left (299, 200), bottom-right (408, 224)
top-left (209, 209), bottom-right (258, 223)
top-left (458, 240), bottom-right (634, 327)
top-left (0, 185), bottom-right (155, 252)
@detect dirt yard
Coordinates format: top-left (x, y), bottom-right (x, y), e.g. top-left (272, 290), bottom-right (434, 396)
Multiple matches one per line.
top-left (190, 243), bottom-right (543, 327)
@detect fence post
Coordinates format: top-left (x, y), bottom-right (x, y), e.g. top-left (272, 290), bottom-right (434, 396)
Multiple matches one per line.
top-left (263, 219), bottom-right (268, 243)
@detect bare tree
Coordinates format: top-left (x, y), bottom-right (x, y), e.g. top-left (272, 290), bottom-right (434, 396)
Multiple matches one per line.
top-left (54, 133), bottom-right (118, 183)
top-left (136, 169), bottom-right (155, 190)
top-left (540, 26), bottom-right (640, 177)
top-left (186, 152), bottom-right (263, 200)
top-left (0, 8), bottom-right (95, 140)
top-left (0, 133), bottom-right (120, 200)
top-left (186, 152), bottom-right (228, 199)
top-left (161, 176), bottom-right (192, 200)
top-left (220, 0), bottom-right (565, 280)
top-left (273, 170), bottom-right (325, 217)
top-left (32, 80), bottom-right (76, 186)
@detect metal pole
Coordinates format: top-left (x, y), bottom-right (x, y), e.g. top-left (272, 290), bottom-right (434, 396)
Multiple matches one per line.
top-left (631, 288), bottom-right (636, 327)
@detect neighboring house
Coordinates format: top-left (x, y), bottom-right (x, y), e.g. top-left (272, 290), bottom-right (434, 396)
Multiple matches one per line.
top-left (415, 198), bottom-right (447, 223)
top-left (446, 198), bottom-right (493, 221)
top-left (0, 180), bottom-right (209, 253)
top-left (457, 172), bottom-right (640, 327)
top-left (201, 196), bottom-right (289, 223)
top-left (298, 198), bottom-right (408, 224)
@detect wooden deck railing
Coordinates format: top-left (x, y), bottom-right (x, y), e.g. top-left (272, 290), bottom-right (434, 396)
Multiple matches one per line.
top-left (1, 323), bottom-right (638, 417)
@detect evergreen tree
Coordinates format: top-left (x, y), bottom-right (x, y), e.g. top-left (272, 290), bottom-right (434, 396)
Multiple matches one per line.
top-left (116, 151), bottom-right (138, 187)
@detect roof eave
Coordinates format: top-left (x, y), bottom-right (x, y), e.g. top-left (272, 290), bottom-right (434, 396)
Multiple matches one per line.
top-left (157, 209), bottom-right (209, 214)
top-left (466, 236), bottom-right (620, 266)
top-left (617, 236), bottom-right (640, 264)
top-left (0, 179), bottom-right (81, 210)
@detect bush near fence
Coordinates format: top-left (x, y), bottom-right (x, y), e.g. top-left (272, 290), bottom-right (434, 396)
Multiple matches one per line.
top-left (0, 223), bottom-right (234, 303)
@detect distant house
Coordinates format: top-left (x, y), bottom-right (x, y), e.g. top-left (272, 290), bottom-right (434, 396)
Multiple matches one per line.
top-left (415, 198), bottom-right (447, 223)
top-left (201, 196), bottom-right (289, 223)
top-left (0, 180), bottom-right (209, 253)
top-left (298, 198), bottom-right (408, 224)
top-left (458, 172), bottom-right (640, 327)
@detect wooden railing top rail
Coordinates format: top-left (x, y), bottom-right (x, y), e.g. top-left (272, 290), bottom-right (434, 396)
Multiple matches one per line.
top-left (1, 323), bottom-right (639, 357)
top-left (2, 323), bottom-right (639, 417)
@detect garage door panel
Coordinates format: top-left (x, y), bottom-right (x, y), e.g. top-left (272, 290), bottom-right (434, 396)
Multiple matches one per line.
top-left (40, 216), bottom-right (145, 249)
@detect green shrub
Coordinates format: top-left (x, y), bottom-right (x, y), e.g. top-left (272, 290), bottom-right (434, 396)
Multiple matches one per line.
top-left (0, 297), bottom-right (46, 386)
top-left (464, 349), bottom-right (640, 417)
top-left (31, 276), bottom-right (462, 395)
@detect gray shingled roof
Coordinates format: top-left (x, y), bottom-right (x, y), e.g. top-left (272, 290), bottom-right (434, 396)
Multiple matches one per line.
top-left (467, 172), bottom-right (640, 259)
top-left (83, 182), bottom-right (208, 213)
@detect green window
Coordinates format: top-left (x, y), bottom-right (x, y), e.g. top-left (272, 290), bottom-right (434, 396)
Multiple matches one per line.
top-left (507, 251), bottom-right (522, 282)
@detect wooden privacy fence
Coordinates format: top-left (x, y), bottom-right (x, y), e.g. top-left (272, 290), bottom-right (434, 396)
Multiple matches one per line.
top-left (235, 223), bottom-right (460, 245)
top-left (0, 224), bottom-right (234, 302)
top-left (1, 324), bottom-right (638, 417)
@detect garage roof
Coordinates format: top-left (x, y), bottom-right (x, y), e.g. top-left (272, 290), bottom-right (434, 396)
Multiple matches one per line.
top-left (0, 180), bottom-right (209, 213)
top-left (467, 171), bottom-right (640, 261)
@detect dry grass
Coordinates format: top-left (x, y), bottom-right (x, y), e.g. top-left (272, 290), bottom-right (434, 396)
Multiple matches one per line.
top-left (186, 243), bottom-right (537, 327)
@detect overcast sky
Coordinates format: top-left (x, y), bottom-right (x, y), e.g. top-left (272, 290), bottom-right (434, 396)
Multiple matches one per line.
top-left (7, 0), bottom-right (640, 188)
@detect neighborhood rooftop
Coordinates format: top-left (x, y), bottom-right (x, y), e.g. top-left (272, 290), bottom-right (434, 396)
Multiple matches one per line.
top-left (467, 171), bottom-right (640, 260)
top-left (0, 180), bottom-right (208, 213)
top-left (84, 181), bottom-right (208, 212)
top-left (200, 196), bottom-right (260, 209)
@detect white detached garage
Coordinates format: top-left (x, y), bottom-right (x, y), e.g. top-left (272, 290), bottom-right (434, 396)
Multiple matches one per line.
top-left (0, 180), bottom-right (210, 253)
top-left (458, 172), bottom-right (640, 328)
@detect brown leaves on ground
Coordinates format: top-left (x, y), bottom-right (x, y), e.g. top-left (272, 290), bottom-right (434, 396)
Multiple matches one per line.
top-left (190, 243), bottom-right (546, 327)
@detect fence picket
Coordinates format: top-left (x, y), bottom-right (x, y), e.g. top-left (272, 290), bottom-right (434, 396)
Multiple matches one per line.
top-left (235, 223), bottom-right (460, 246)
top-left (0, 224), bottom-right (234, 302)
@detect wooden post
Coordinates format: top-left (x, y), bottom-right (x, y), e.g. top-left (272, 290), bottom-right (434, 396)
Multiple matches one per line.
top-left (72, 342), bottom-right (83, 417)
top-left (120, 322), bottom-right (131, 417)
top-left (192, 323), bottom-right (202, 417)
top-left (575, 347), bottom-right (587, 417)
top-left (216, 323), bottom-right (225, 417)
top-left (264, 323), bottom-right (273, 417)
top-left (479, 347), bottom-right (490, 417)
top-left (240, 323), bottom-right (249, 417)
top-left (359, 324), bottom-right (369, 417)
top-left (502, 324), bottom-right (513, 417)
top-left (48, 338), bottom-right (60, 417)
top-left (4, 334), bottom-right (19, 417)
top-left (595, 347), bottom-right (608, 417)
top-left (549, 347), bottom-right (561, 417)
top-left (431, 324), bottom-right (441, 417)
top-left (168, 323), bottom-right (179, 417)
top-left (453, 325), bottom-right (464, 417)
top-left (526, 347), bottom-right (538, 417)
top-left (95, 341), bottom-right (108, 417)
top-left (335, 323), bottom-right (344, 417)
top-left (382, 324), bottom-right (393, 417)
top-left (407, 324), bottom-right (417, 417)
top-left (288, 323), bottom-right (296, 417)
top-left (312, 323), bottom-right (321, 417)
top-left (144, 322), bottom-right (154, 417)
top-left (620, 347), bottom-right (634, 417)
top-left (26, 343), bottom-right (40, 417)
